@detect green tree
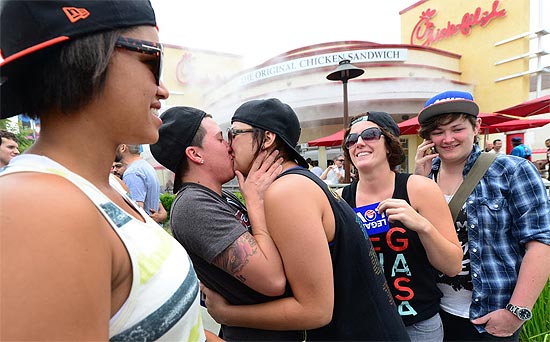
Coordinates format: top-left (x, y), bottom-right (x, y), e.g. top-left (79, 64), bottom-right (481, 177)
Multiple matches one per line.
top-left (0, 117), bottom-right (35, 153)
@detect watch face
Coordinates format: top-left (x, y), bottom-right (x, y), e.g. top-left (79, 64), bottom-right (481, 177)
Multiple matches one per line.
top-left (517, 308), bottom-right (532, 320)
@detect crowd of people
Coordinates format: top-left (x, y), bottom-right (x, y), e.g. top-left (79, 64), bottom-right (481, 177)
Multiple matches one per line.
top-left (1, 1), bottom-right (549, 341)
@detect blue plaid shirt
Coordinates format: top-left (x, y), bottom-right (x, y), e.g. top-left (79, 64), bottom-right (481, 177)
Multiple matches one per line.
top-left (431, 145), bottom-right (550, 332)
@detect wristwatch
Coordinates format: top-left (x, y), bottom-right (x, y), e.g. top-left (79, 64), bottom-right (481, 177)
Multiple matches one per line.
top-left (505, 303), bottom-right (532, 321)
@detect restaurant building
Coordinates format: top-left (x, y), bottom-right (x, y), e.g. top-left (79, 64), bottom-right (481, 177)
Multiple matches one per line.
top-left (158, 0), bottom-right (549, 176)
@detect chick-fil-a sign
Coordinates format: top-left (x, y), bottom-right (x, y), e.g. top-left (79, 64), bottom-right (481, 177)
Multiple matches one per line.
top-left (410, 0), bottom-right (506, 47)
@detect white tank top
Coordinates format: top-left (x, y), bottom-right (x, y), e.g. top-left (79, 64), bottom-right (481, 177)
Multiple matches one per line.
top-left (1, 155), bottom-right (205, 341)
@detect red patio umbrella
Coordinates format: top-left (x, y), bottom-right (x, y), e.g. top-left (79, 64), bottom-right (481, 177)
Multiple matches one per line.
top-left (307, 129), bottom-right (344, 147)
top-left (398, 116), bottom-right (420, 135)
top-left (495, 95), bottom-right (550, 117)
top-left (483, 118), bottom-right (550, 133)
top-left (478, 112), bottom-right (518, 126)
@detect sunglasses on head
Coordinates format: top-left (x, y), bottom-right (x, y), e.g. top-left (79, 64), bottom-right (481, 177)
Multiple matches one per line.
top-left (115, 36), bottom-right (163, 86)
top-left (227, 127), bottom-right (255, 144)
top-left (344, 127), bottom-right (384, 149)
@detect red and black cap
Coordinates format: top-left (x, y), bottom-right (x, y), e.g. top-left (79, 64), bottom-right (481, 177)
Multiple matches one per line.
top-left (1, 0), bottom-right (156, 68)
top-left (1, 0), bottom-right (156, 117)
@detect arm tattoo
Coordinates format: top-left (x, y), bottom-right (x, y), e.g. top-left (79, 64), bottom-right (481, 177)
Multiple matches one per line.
top-left (213, 233), bottom-right (258, 283)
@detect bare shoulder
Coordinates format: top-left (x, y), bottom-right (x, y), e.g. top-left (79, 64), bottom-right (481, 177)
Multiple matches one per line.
top-left (407, 174), bottom-right (447, 207)
top-left (265, 173), bottom-right (326, 205)
top-left (1, 172), bottom-right (109, 233)
top-left (407, 174), bottom-right (439, 192)
top-left (1, 172), bottom-right (114, 266)
top-left (1, 172), bottom-right (115, 338)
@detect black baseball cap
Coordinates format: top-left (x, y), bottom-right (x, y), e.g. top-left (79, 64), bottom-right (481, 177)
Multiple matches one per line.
top-left (150, 107), bottom-right (207, 194)
top-left (1, 0), bottom-right (156, 118)
top-left (350, 111), bottom-right (400, 137)
top-left (232, 98), bottom-right (309, 168)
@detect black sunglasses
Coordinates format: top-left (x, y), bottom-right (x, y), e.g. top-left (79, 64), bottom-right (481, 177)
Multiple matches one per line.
top-left (344, 127), bottom-right (384, 149)
top-left (115, 36), bottom-right (163, 85)
top-left (337, 159), bottom-right (345, 162)
top-left (227, 128), bottom-right (255, 144)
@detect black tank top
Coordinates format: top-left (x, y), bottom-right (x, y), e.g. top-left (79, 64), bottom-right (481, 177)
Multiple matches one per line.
top-left (281, 168), bottom-right (409, 341)
top-left (342, 173), bottom-right (442, 326)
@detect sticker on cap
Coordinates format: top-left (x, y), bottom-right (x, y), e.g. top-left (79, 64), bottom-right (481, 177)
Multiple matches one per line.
top-left (354, 202), bottom-right (390, 236)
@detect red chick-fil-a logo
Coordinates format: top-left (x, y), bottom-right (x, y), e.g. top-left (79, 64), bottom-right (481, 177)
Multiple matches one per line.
top-left (410, 0), bottom-right (506, 47)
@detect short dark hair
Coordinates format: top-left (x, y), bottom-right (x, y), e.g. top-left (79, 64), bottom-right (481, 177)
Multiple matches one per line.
top-left (342, 114), bottom-right (404, 171)
top-left (493, 139), bottom-right (502, 144)
top-left (4, 28), bottom-right (130, 119)
top-left (418, 113), bottom-right (479, 144)
top-left (0, 130), bottom-right (18, 145)
top-left (177, 114), bottom-right (212, 177)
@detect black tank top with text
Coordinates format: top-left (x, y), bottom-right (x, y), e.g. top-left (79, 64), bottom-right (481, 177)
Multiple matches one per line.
top-left (342, 173), bottom-right (442, 326)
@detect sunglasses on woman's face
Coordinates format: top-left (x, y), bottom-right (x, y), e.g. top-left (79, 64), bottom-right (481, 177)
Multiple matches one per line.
top-left (344, 127), bottom-right (384, 149)
top-left (115, 36), bottom-right (163, 86)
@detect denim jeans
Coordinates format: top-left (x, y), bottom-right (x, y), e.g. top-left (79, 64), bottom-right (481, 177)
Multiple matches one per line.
top-left (406, 313), bottom-right (444, 342)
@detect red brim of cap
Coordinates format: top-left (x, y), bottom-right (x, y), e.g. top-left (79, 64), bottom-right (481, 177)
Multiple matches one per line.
top-left (0, 36), bottom-right (69, 68)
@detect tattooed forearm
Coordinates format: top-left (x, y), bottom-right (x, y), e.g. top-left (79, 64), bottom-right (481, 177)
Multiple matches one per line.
top-left (213, 233), bottom-right (259, 282)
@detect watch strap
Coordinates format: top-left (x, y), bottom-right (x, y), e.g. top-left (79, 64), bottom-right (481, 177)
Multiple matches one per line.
top-left (505, 303), bottom-right (532, 321)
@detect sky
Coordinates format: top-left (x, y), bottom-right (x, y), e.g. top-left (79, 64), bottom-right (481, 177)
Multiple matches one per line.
top-left (150, 0), bottom-right (412, 68)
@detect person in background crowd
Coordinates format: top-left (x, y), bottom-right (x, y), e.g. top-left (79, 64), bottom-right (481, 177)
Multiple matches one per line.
top-left (546, 138), bottom-right (550, 180)
top-left (111, 152), bottom-right (128, 179)
top-left (510, 137), bottom-right (532, 161)
top-left (310, 159), bottom-right (324, 177)
top-left (0, 1), bottom-right (216, 340)
top-left (488, 139), bottom-right (505, 155)
top-left (0, 129), bottom-right (20, 167)
top-left (320, 154), bottom-right (345, 184)
top-left (339, 111), bottom-right (462, 341)
top-left (483, 141), bottom-right (493, 152)
top-left (151, 106), bottom-right (298, 341)
top-left (202, 98), bottom-right (410, 341)
top-left (116, 143), bottom-right (166, 223)
top-left (415, 91), bottom-right (550, 341)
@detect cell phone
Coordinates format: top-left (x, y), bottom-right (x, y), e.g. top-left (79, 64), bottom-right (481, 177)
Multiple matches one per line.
top-left (430, 146), bottom-right (437, 154)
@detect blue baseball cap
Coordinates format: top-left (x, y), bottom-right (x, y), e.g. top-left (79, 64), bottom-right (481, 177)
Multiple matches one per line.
top-left (418, 91), bottom-right (479, 125)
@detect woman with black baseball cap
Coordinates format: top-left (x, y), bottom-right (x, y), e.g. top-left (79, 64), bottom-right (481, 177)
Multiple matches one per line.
top-left (202, 98), bottom-right (410, 341)
top-left (339, 112), bottom-right (462, 341)
top-left (0, 1), bottom-right (213, 341)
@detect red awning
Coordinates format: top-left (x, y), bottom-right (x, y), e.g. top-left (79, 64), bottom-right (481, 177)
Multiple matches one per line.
top-left (495, 95), bottom-right (550, 117)
top-left (307, 129), bottom-right (344, 147)
top-left (483, 118), bottom-right (550, 133)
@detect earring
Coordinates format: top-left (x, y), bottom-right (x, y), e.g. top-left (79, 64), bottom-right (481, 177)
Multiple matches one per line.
top-left (200, 159), bottom-right (204, 164)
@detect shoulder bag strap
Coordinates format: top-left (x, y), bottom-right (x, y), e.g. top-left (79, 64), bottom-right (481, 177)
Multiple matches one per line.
top-left (448, 152), bottom-right (497, 221)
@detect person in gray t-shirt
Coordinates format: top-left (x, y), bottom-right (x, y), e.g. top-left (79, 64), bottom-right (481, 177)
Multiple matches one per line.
top-left (150, 107), bottom-right (302, 341)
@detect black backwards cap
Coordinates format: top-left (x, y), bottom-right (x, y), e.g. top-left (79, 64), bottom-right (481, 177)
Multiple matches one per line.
top-left (0, 0), bottom-right (156, 118)
top-left (150, 106), bottom-right (207, 194)
top-left (232, 98), bottom-right (309, 168)
top-left (350, 111), bottom-right (400, 137)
